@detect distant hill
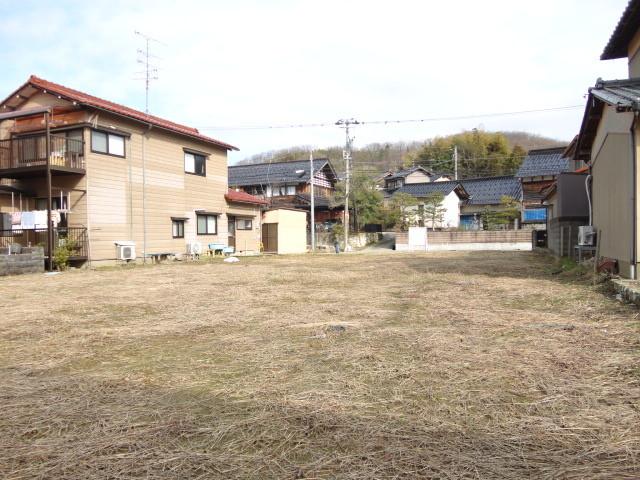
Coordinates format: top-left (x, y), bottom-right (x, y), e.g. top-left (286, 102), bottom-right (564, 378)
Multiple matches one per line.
top-left (237, 130), bottom-right (568, 179)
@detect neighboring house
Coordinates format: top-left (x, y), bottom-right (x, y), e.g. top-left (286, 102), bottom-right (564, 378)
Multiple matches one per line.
top-left (391, 181), bottom-right (470, 229)
top-left (0, 75), bottom-right (239, 265)
top-left (574, 0), bottom-right (640, 278)
top-left (541, 172), bottom-right (590, 258)
top-left (224, 189), bottom-right (268, 254)
top-left (228, 158), bottom-right (341, 223)
top-left (458, 176), bottom-right (523, 230)
top-left (515, 147), bottom-right (571, 228)
top-left (383, 166), bottom-right (451, 192)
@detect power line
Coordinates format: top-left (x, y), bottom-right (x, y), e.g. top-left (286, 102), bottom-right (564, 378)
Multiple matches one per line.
top-left (197, 105), bottom-right (583, 131)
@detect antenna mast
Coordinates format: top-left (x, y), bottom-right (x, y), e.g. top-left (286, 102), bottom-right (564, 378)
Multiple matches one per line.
top-left (134, 31), bottom-right (162, 114)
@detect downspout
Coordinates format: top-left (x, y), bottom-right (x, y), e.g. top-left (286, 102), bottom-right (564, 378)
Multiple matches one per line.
top-left (142, 123), bottom-right (152, 263)
top-left (631, 112), bottom-right (638, 280)
top-left (585, 174), bottom-right (592, 226)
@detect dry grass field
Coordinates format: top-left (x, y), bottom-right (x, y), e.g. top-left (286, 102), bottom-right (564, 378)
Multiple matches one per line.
top-left (1, 251), bottom-right (639, 479)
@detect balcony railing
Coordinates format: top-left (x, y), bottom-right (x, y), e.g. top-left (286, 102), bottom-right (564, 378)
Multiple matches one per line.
top-left (0, 226), bottom-right (88, 259)
top-left (0, 135), bottom-right (85, 171)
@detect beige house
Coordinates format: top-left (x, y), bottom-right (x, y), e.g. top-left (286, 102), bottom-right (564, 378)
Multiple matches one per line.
top-left (261, 208), bottom-right (307, 254)
top-left (0, 75), bottom-right (252, 266)
top-left (574, 0), bottom-right (640, 278)
top-left (225, 190), bottom-right (267, 254)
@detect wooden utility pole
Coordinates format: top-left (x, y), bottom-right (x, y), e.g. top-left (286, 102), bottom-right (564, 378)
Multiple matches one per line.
top-left (310, 150), bottom-right (315, 252)
top-left (45, 111), bottom-right (53, 272)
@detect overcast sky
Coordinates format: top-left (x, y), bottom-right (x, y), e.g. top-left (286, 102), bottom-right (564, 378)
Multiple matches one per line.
top-left (0, 0), bottom-right (630, 164)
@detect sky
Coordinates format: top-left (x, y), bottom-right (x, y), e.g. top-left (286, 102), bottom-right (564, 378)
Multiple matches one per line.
top-left (0, 0), bottom-right (631, 164)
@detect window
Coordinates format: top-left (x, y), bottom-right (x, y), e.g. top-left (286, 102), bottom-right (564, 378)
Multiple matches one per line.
top-left (272, 184), bottom-right (296, 196)
top-left (91, 130), bottom-right (125, 157)
top-left (172, 219), bottom-right (184, 238)
top-left (35, 197), bottom-right (68, 210)
top-left (184, 152), bottom-right (206, 176)
top-left (237, 218), bottom-right (252, 230)
top-left (197, 214), bottom-right (217, 235)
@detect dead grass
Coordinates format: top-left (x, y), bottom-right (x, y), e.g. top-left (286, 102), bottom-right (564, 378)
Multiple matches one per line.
top-left (1, 251), bottom-right (639, 479)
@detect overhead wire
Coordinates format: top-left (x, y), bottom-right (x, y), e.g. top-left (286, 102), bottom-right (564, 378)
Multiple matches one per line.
top-left (198, 105), bottom-right (583, 131)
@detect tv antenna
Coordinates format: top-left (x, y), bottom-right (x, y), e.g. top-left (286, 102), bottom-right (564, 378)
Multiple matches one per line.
top-left (134, 31), bottom-right (164, 114)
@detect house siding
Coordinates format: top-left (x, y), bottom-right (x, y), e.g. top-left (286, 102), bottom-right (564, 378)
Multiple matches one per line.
top-left (404, 171), bottom-right (431, 184)
top-left (628, 28), bottom-right (640, 77)
top-left (262, 209), bottom-right (307, 254)
top-left (227, 203), bottom-right (262, 253)
top-left (84, 112), bottom-right (228, 262)
top-left (591, 131), bottom-right (634, 276)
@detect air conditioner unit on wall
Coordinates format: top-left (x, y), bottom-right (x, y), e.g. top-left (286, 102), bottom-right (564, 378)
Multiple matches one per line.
top-left (578, 226), bottom-right (596, 246)
top-left (115, 241), bottom-right (136, 261)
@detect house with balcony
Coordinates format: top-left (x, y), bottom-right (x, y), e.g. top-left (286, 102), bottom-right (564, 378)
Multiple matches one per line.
top-left (0, 75), bottom-right (241, 267)
top-left (228, 158), bottom-right (342, 223)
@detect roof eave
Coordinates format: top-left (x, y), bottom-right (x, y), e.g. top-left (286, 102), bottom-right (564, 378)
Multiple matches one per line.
top-left (601, 0), bottom-right (640, 60)
top-left (83, 103), bottom-right (239, 151)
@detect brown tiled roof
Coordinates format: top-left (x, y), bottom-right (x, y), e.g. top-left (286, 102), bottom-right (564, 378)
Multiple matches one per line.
top-left (225, 189), bottom-right (268, 205)
top-left (4, 75), bottom-right (238, 151)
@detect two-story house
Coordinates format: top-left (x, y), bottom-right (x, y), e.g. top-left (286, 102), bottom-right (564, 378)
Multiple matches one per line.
top-left (381, 166), bottom-right (451, 193)
top-left (228, 158), bottom-right (341, 223)
top-left (574, 0), bottom-right (640, 278)
top-left (515, 147), bottom-right (571, 229)
top-left (0, 75), bottom-right (256, 266)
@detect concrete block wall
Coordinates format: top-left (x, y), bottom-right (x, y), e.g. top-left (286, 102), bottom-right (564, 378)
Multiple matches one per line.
top-left (0, 247), bottom-right (45, 276)
top-left (547, 218), bottom-right (588, 258)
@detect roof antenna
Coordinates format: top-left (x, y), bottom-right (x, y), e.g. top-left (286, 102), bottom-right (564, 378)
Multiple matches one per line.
top-left (134, 31), bottom-right (164, 114)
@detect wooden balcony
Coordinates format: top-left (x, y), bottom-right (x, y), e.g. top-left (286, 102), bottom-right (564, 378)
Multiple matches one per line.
top-left (0, 135), bottom-right (85, 178)
top-left (0, 226), bottom-right (88, 261)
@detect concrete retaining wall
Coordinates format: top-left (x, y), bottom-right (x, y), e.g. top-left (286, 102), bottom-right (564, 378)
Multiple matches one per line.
top-left (0, 247), bottom-right (45, 276)
top-left (396, 242), bottom-right (532, 252)
top-left (396, 229), bottom-right (533, 252)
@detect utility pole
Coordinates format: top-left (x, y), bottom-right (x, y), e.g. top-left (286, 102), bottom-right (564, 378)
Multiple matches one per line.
top-left (335, 118), bottom-right (359, 251)
top-left (454, 145), bottom-right (458, 180)
top-left (135, 31), bottom-right (161, 114)
top-left (309, 150), bottom-right (315, 252)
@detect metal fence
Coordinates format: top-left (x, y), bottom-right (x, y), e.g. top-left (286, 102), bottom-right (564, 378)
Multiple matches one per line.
top-left (0, 227), bottom-right (88, 258)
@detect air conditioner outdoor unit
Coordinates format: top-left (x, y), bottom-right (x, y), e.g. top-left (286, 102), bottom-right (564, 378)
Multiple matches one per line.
top-left (115, 241), bottom-right (136, 261)
top-left (186, 241), bottom-right (202, 255)
top-left (578, 226), bottom-right (596, 246)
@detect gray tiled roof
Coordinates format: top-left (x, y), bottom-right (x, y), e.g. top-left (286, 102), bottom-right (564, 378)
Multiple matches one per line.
top-left (601, 0), bottom-right (640, 60)
top-left (394, 181), bottom-right (468, 198)
top-left (515, 147), bottom-right (570, 178)
top-left (386, 166), bottom-right (432, 180)
top-left (460, 176), bottom-right (522, 205)
top-left (229, 158), bottom-right (335, 186)
top-left (590, 78), bottom-right (640, 110)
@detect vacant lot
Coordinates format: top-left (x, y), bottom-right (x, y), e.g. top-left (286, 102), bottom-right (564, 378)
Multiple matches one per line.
top-left (1, 251), bottom-right (639, 479)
